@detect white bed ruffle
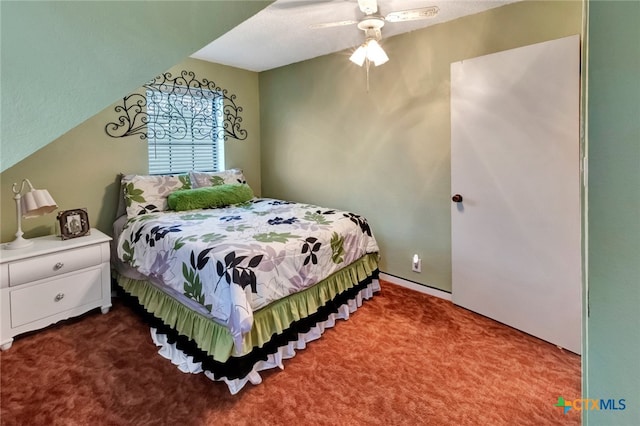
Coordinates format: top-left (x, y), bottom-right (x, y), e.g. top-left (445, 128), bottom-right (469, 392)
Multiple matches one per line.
top-left (149, 279), bottom-right (380, 395)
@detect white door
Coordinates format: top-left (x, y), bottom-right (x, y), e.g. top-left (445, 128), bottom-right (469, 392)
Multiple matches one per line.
top-left (450, 35), bottom-right (581, 354)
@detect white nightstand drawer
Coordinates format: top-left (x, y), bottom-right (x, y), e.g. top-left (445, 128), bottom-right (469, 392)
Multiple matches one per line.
top-left (8, 245), bottom-right (102, 287)
top-left (10, 268), bottom-right (103, 328)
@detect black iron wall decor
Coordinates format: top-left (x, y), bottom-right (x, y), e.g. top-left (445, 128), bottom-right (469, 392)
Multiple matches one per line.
top-left (105, 70), bottom-right (248, 141)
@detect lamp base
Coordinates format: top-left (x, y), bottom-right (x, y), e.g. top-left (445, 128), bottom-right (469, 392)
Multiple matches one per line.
top-left (4, 236), bottom-right (34, 250)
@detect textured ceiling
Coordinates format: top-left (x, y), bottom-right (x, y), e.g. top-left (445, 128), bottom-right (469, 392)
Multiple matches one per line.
top-left (191, 0), bottom-right (520, 72)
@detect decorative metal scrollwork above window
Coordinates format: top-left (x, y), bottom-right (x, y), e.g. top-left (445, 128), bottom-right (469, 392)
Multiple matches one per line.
top-left (105, 70), bottom-right (247, 141)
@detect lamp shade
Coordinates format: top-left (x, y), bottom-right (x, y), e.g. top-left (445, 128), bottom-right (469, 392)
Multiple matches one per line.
top-left (366, 39), bottom-right (389, 66)
top-left (349, 45), bottom-right (367, 67)
top-left (349, 39), bottom-right (389, 67)
top-left (20, 189), bottom-right (58, 218)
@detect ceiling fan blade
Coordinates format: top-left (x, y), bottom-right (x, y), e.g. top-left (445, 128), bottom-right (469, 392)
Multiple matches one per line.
top-left (385, 6), bottom-right (439, 23)
top-left (270, 0), bottom-right (340, 10)
top-left (309, 20), bottom-right (358, 29)
top-left (357, 0), bottom-right (378, 15)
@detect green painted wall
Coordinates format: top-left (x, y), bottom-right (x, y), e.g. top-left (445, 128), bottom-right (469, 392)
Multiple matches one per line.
top-left (259, 1), bottom-right (582, 292)
top-left (0, 0), bottom-right (270, 172)
top-left (585, 1), bottom-right (640, 424)
top-left (0, 58), bottom-right (261, 243)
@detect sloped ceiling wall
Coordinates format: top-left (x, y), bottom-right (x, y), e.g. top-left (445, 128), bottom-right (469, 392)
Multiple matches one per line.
top-left (0, 1), bottom-right (271, 172)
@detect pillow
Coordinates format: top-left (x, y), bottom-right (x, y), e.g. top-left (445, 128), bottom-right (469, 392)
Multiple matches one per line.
top-left (190, 168), bottom-right (246, 188)
top-left (168, 184), bottom-right (254, 212)
top-left (115, 173), bottom-right (135, 219)
top-left (123, 174), bottom-right (191, 217)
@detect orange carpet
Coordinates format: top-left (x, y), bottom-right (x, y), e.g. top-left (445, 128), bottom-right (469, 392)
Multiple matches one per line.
top-left (0, 281), bottom-right (580, 425)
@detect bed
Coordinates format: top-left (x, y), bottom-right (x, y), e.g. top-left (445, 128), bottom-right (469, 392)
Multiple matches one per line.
top-left (112, 169), bottom-right (380, 393)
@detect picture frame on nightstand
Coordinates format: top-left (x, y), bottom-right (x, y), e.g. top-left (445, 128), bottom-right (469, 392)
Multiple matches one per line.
top-left (57, 208), bottom-right (90, 240)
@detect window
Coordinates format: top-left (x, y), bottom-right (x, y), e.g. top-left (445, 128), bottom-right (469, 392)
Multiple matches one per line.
top-left (146, 86), bottom-right (225, 175)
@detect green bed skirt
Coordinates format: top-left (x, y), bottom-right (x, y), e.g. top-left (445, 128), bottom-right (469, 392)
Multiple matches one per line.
top-left (116, 252), bottom-right (379, 362)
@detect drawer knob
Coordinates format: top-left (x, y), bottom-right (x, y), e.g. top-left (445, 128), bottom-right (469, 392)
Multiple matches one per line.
top-left (53, 262), bottom-right (64, 271)
top-left (54, 293), bottom-right (65, 302)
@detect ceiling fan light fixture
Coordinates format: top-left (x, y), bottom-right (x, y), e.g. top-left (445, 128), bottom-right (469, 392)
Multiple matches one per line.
top-left (367, 39), bottom-right (389, 66)
top-left (349, 45), bottom-right (367, 66)
top-left (350, 39), bottom-right (389, 67)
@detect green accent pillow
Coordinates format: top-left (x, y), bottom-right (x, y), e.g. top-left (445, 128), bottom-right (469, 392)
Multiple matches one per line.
top-left (167, 184), bottom-right (254, 211)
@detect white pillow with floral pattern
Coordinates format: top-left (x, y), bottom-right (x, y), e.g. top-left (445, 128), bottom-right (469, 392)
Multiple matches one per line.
top-left (190, 169), bottom-right (246, 188)
top-left (122, 174), bottom-right (191, 217)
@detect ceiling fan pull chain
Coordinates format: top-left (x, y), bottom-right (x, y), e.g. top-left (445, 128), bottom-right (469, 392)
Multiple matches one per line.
top-left (366, 58), bottom-right (371, 92)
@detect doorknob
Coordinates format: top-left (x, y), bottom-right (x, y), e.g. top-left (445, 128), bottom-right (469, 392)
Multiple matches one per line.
top-left (452, 194), bottom-right (463, 203)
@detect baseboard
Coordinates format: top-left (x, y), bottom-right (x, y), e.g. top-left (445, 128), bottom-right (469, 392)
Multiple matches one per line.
top-left (379, 272), bottom-right (452, 301)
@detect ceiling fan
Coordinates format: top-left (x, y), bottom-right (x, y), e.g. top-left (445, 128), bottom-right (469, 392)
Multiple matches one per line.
top-left (310, 0), bottom-right (439, 29)
top-left (309, 0), bottom-right (439, 67)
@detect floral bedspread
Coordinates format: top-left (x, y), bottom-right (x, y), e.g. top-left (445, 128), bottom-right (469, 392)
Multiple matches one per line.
top-left (117, 198), bottom-right (379, 345)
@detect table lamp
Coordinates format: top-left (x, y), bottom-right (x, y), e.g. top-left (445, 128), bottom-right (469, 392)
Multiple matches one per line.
top-left (5, 179), bottom-right (58, 250)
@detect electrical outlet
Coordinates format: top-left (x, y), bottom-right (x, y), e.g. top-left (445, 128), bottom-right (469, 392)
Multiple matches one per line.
top-left (412, 254), bottom-right (421, 273)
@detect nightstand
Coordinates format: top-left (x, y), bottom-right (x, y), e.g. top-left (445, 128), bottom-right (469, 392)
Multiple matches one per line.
top-left (0, 229), bottom-right (112, 350)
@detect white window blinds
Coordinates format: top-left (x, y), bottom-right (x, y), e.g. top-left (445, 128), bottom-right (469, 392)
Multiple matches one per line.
top-left (146, 86), bottom-right (225, 175)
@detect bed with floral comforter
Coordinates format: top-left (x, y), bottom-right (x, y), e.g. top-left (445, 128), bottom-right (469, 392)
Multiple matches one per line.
top-left (112, 171), bottom-right (380, 393)
top-left (118, 197), bottom-right (379, 348)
